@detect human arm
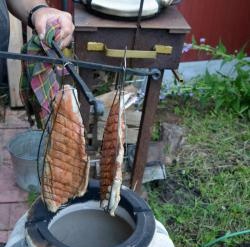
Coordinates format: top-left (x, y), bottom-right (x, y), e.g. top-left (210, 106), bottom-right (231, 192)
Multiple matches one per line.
top-left (6, 0), bottom-right (74, 48)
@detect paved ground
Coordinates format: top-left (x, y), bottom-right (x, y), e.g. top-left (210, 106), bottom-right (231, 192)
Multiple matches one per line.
top-left (0, 108), bottom-right (30, 244)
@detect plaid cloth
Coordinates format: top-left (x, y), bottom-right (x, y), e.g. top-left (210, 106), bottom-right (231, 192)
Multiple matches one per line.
top-left (20, 19), bottom-right (64, 129)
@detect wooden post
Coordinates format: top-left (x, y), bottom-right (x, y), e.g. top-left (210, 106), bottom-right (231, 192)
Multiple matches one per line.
top-left (7, 13), bottom-right (23, 107)
top-left (131, 73), bottom-right (163, 193)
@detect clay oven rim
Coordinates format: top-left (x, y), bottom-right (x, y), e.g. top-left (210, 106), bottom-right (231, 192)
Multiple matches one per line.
top-left (26, 180), bottom-right (155, 247)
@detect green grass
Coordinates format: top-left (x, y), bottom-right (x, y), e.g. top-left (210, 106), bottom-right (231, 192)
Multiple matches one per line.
top-left (151, 121), bottom-right (162, 141)
top-left (27, 190), bottom-right (39, 206)
top-left (147, 108), bottom-right (250, 247)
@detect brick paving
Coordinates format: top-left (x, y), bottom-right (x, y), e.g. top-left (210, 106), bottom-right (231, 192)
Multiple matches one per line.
top-left (0, 108), bottom-right (30, 244)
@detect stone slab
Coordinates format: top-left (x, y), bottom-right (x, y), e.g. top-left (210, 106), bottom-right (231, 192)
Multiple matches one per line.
top-left (0, 231), bottom-right (8, 243)
top-left (0, 204), bottom-right (10, 230)
top-left (9, 203), bottom-right (28, 229)
top-left (0, 165), bottom-right (28, 203)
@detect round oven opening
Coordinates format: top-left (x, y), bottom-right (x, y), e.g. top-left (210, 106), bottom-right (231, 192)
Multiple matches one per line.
top-left (48, 201), bottom-right (135, 247)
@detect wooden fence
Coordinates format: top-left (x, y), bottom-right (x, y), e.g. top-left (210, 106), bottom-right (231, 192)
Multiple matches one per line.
top-left (178, 0), bottom-right (250, 61)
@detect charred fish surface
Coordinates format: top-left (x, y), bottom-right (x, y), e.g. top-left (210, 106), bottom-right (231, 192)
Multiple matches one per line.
top-left (42, 85), bottom-right (89, 212)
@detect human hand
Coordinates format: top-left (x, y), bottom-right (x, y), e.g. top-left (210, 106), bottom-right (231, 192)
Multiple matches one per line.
top-left (32, 7), bottom-right (75, 48)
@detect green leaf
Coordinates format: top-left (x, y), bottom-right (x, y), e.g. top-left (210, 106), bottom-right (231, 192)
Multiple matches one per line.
top-left (236, 48), bottom-right (247, 60)
top-left (215, 98), bottom-right (224, 112)
top-left (239, 105), bottom-right (249, 114)
top-left (216, 40), bottom-right (227, 54)
top-left (192, 36), bottom-right (197, 45)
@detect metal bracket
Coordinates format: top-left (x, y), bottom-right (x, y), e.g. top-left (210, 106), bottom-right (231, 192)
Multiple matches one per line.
top-left (51, 41), bottom-right (104, 116)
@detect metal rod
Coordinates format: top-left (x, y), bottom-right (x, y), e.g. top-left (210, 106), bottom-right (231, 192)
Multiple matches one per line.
top-left (137, 0), bottom-right (145, 29)
top-left (0, 50), bottom-right (67, 65)
top-left (171, 69), bottom-right (184, 83)
top-left (0, 50), bottom-right (161, 78)
top-left (51, 41), bottom-right (96, 105)
top-left (62, 0), bottom-right (68, 11)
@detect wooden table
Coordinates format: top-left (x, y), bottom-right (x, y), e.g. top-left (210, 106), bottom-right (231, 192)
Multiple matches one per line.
top-left (74, 3), bottom-right (190, 193)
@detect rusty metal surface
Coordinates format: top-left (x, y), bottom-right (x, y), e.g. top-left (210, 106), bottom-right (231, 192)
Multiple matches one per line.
top-left (74, 2), bottom-right (189, 191)
top-left (131, 75), bottom-right (163, 193)
top-left (74, 3), bottom-right (189, 70)
top-left (75, 29), bottom-right (185, 69)
top-left (75, 3), bottom-right (190, 32)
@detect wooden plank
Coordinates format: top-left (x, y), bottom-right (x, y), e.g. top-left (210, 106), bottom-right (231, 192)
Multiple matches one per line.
top-left (99, 110), bottom-right (141, 127)
top-left (97, 121), bottom-right (139, 144)
top-left (7, 13), bottom-right (23, 107)
top-left (97, 109), bottom-right (141, 144)
top-left (74, 3), bottom-right (190, 31)
top-left (96, 85), bottom-right (137, 109)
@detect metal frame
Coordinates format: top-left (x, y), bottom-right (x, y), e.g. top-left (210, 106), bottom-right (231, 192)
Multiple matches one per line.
top-left (73, 3), bottom-right (190, 193)
top-left (0, 48), bottom-right (161, 117)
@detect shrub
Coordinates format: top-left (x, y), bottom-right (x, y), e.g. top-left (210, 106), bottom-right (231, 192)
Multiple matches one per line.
top-left (190, 39), bottom-right (250, 118)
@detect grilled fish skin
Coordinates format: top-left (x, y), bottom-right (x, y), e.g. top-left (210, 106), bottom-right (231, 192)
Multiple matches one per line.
top-left (100, 95), bottom-right (126, 216)
top-left (42, 85), bottom-right (89, 212)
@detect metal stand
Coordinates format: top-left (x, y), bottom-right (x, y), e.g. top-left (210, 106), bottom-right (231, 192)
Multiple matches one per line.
top-left (74, 3), bottom-right (190, 192)
top-left (131, 73), bottom-right (163, 192)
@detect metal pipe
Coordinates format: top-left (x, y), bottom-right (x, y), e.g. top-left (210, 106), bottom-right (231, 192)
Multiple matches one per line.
top-left (171, 69), bottom-right (184, 83)
top-left (62, 0), bottom-right (68, 11)
top-left (51, 41), bottom-right (104, 115)
top-left (51, 41), bottom-right (96, 105)
top-left (0, 50), bottom-right (161, 78)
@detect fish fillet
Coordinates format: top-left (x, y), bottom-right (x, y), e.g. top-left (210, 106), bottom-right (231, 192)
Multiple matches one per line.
top-left (100, 95), bottom-right (126, 216)
top-left (42, 85), bottom-right (89, 212)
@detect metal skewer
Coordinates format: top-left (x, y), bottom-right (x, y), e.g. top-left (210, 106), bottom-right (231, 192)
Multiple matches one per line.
top-left (0, 44), bottom-right (161, 115)
top-left (0, 50), bottom-right (161, 79)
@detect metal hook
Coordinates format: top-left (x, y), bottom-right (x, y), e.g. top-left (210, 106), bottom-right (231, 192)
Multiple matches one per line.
top-left (121, 46), bottom-right (128, 90)
top-left (63, 61), bottom-right (73, 68)
top-left (123, 46), bottom-right (127, 72)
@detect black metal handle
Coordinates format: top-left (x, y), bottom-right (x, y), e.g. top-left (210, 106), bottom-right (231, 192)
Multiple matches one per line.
top-left (51, 41), bottom-right (104, 115)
